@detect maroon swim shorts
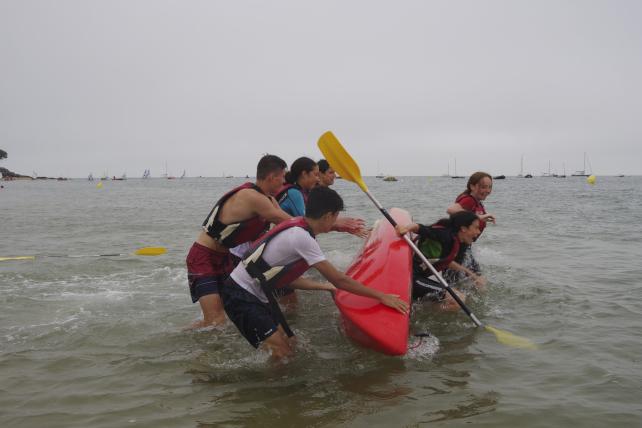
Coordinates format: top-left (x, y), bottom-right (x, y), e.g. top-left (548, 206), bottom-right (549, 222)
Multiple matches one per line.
top-left (186, 242), bottom-right (240, 303)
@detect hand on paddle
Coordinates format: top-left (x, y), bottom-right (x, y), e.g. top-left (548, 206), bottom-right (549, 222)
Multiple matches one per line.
top-left (333, 216), bottom-right (369, 238)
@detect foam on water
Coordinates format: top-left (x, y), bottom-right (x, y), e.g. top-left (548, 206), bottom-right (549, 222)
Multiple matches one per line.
top-left (405, 333), bottom-right (440, 360)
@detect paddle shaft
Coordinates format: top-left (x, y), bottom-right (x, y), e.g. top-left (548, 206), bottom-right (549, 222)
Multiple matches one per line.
top-left (1, 247), bottom-right (166, 261)
top-left (362, 190), bottom-right (483, 327)
top-left (46, 253), bottom-right (128, 258)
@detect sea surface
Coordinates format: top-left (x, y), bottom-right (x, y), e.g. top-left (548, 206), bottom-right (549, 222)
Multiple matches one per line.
top-left (1, 176), bottom-right (641, 427)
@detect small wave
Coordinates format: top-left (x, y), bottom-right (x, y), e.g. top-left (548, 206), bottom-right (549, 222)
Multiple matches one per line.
top-left (405, 333), bottom-right (440, 360)
top-left (474, 246), bottom-right (504, 266)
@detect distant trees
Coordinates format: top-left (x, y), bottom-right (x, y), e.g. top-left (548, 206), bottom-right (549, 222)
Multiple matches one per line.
top-left (0, 149), bottom-right (6, 160)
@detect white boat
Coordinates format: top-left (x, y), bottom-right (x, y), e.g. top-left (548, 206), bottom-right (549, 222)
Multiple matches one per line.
top-left (542, 160), bottom-right (556, 177)
top-left (572, 152), bottom-right (592, 177)
top-left (518, 156), bottom-right (533, 178)
top-left (164, 162), bottom-right (176, 179)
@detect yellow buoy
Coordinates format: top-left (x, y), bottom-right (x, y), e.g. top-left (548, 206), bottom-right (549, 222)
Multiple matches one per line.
top-left (96, 181), bottom-right (103, 189)
top-left (587, 175), bottom-right (596, 185)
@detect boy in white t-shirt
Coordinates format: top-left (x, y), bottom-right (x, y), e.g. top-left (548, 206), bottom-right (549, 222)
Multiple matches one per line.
top-left (219, 186), bottom-right (409, 360)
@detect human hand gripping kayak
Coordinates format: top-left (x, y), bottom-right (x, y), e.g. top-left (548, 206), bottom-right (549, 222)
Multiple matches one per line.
top-left (378, 293), bottom-right (409, 314)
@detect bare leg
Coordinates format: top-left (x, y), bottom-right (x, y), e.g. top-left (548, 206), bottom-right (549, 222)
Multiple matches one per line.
top-left (260, 325), bottom-right (295, 362)
top-left (189, 294), bottom-right (226, 328)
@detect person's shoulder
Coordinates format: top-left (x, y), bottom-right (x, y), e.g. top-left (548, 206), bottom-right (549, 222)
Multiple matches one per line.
top-left (238, 184), bottom-right (267, 200)
top-left (456, 194), bottom-right (476, 208)
top-left (288, 225), bottom-right (315, 240)
top-left (456, 193), bottom-right (473, 203)
top-left (287, 187), bottom-right (304, 198)
top-left (428, 225), bottom-right (451, 240)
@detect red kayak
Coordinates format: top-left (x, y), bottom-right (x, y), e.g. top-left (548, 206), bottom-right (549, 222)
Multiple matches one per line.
top-left (335, 207), bottom-right (413, 355)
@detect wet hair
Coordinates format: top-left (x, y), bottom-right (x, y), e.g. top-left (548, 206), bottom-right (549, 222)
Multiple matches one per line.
top-left (318, 159), bottom-right (331, 173)
top-left (435, 210), bottom-right (479, 232)
top-left (460, 171), bottom-right (492, 196)
top-left (305, 186), bottom-right (344, 219)
top-left (256, 154), bottom-right (287, 180)
top-left (284, 157), bottom-right (317, 184)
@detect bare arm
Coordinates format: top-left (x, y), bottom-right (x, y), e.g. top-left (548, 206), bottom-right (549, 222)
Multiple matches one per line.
top-left (332, 216), bottom-right (368, 238)
top-left (478, 213), bottom-right (496, 223)
top-left (395, 222), bottom-right (419, 236)
top-left (447, 202), bottom-right (496, 223)
top-left (289, 277), bottom-right (336, 292)
top-left (251, 193), bottom-right (292, 224)
top-left (447, 261), bottom-right (486, 287)
top-left (447, 203), bottom-right (464, 215)
top-left (312, 260), bottom-right (408, 314)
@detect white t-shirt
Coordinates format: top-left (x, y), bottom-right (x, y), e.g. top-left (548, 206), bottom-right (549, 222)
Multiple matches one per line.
top-left (230, 227), bottom-right (326, 303)
top-left (230, 242), bottom-right (251, 258)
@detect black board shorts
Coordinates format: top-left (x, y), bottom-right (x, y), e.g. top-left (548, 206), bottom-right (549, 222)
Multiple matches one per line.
top-left (412, 274), bottom-right (446, 301)
top-left (219, 278), bottom-right (280, 348)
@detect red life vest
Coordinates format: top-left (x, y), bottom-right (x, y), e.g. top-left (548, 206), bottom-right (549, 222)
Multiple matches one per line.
top-left (201, 182), bottom-right (270, 248)
top-left (241, 217), bottom-right (315, 290)
top-left (455, 193), bottom-right (487, 235)
top-left (416, 224), bottom-right (461, 272)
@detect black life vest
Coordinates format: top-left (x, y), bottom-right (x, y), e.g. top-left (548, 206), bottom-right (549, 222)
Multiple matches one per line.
top-left (275, 183), bottom-right (308, 206)
top-left (241, 217), bottom-right (315, 290)
top-left (415, 224), bottom-right (460, 272)
top-left (201, 182), bottom-right (270, 248)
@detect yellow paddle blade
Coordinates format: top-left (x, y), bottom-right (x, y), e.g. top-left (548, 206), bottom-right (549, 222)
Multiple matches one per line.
top-left (0, 256), bottom-right (36, 262)
top-left (133, 247), bottom-right (167, 256)
top-left (485, 325), bottom-right (538, 350)
top-left (317, 131), bottom-right (369, 193)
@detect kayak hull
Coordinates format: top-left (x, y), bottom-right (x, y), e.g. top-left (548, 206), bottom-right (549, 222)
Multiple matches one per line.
top-left (336, 208), bottom-right (413, 355)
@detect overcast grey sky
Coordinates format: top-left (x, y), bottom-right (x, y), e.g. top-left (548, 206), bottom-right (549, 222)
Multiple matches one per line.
top-left (1, 0), bottom-right (641, 177)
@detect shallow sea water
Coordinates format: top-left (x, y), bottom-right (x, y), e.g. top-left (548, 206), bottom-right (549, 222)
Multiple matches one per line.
top-left (1, 176), bottom-right (641, 427)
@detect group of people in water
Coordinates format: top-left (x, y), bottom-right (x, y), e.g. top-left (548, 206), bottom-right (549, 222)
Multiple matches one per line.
top-left (185, 154), bottom-right (494, 360)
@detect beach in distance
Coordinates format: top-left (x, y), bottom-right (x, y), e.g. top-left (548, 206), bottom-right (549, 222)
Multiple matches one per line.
top-left (1, 176), bottom-right (641, 427)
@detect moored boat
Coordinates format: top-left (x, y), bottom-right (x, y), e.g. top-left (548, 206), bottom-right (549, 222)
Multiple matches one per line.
top-left (336, 207), bottom-right (413, 355)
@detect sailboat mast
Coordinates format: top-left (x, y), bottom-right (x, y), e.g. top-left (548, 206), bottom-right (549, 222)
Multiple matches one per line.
top-left (520, 156), bottom-right (524, 176)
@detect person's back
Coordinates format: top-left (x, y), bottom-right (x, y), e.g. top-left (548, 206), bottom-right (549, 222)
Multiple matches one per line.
top-left (185, 154), bottom-right (291, 328)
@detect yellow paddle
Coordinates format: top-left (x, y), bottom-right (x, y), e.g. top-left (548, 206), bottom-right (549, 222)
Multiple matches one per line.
top-left (0, 246), bottom-right (167, 261)
top-left (318, 131), bottom-right (537, 350)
